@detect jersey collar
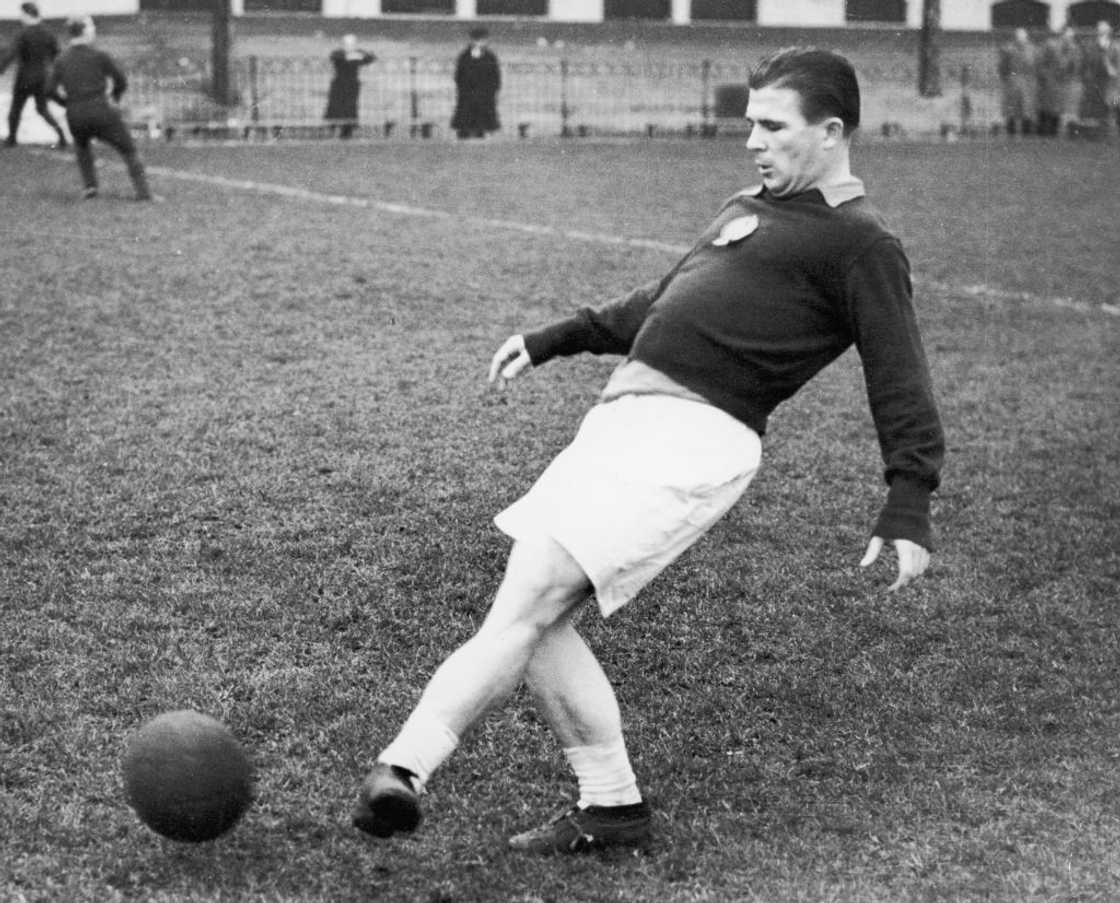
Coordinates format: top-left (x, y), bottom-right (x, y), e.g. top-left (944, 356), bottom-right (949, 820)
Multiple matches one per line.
top-left (740, 176), bottom-right (866, 208)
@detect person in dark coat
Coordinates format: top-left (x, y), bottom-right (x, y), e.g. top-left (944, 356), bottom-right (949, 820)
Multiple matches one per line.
top-left (324, 34), bottom-right (375, 139)
top-left (0, 2), bottom-right (67, 148)
top-left (1082, 20), bottom-right (1120, 140)
top-left (46, 16), bottom-right (152, 201)
top-left (998, 27), bottom-right (1039, 136)
top-left (1037, 25), bottom-right (1083, 137)
top-left (451, 27), bottom-right (500, 140)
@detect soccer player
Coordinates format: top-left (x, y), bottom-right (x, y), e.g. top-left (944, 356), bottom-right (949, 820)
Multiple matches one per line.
top-left (0, 3), bottom-right (68, 149)
top-left (352, 47), bottom-right (944, 854)
top-left (46, 16), bottom-right (152, 201)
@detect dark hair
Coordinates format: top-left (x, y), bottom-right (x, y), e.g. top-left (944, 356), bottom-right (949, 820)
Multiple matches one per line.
top-left (66, 15), bottom-right (91, 38)
top-left (748, 47), bottom-right (860, 135)
top-left (21, 3), bottom-right (40, 17)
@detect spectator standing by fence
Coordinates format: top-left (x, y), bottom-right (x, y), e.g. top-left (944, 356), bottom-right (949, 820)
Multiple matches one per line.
top-left (324, 34), bottom-right (375, 139)
top-left (451, 27), bottom-right (500, 140)
top-left (47, 16), bottom-right (151, 201)
top-left (1082, 20), bottom-right (1120, 140)
top-left (999, 27), bottom-right (1039, 136)
top-left (0, 2), bottom-right (67, 149)
top-left (1038, 25), bottom-right (1083, 137)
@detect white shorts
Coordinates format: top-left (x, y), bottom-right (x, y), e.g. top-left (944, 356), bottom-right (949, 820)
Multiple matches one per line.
top-left (493, 394), bottom-right (761, 616)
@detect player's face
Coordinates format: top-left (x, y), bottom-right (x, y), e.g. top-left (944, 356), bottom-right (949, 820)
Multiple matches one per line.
top-left (744, 85), bottom-right (839, 198)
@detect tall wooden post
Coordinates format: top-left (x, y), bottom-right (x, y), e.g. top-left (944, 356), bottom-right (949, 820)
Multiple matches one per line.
top-left (211, 0), bottom-right (234, 106)
top-left (919, 0), bottom-right (942, 97)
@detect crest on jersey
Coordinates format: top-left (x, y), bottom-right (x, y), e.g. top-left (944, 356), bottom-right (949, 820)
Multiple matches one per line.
top-left (712, 214), bottom-right (759, 246)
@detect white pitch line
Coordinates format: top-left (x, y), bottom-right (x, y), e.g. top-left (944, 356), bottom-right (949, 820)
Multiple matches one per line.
top-left (28, 148), bottom-right (1118, 316)
top-left (145, 164), bottom-right (690, 255)
top-left (918, 280), bottom-right (1118, 316)
top-left (146, 166), bottom-right (1116, 315)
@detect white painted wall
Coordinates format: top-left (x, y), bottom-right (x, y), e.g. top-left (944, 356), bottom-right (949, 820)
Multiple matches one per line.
top-left (758, 0), bottom-right (845, 27)
top-left (756, 0), bottom-right (1085, 32)
top-left (321, 0), bottom-right (381, 16)
top-left (549, 0), bottom-right (604, 22)
top-left (5, 0), bottom-right (1111, 32)
top-left (758, 0), bottom-right (1112, 32)
top-left (937, 0), bottom-right (993, 31)
top-left (927, 0), bottom-right (1112, 32)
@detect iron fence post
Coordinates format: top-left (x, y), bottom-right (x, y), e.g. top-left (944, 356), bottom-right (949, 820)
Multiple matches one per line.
top-left (701, 58), bottom-right (711, 130)
top-left (249, 55), bottom-right (260, 124)
top-left (959, 64), bottom-right (973, 136)
top-left (560, 58), bottom-right (571, 137)
top-left (409, 56), bottom-right (419, 137)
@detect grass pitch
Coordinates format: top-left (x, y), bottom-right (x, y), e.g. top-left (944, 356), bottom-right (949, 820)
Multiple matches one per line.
top-left (1, 136), bottom-right (1118, 902)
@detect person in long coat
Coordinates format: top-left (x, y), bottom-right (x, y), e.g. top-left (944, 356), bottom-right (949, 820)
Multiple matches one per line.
top-left (1081, 20), bottom-right (1120, 139)
top-left (998, 27), bottom-right (1039, 136)
top-left (324, 34), bottom-right (375, 139)
top-left (1037, 25), bottom-right (1083, 137)
top-left (451, 27), bottom-right (500, 140)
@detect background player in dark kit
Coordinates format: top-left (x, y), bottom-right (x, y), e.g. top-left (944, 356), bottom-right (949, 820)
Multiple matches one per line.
top-left (0, 2), bottom-right (67, 148)
top-left (47, 15), bottom-right (151, 201)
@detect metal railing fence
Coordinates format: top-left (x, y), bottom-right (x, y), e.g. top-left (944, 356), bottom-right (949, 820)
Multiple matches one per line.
top-left (120, 54), bottom-right (1002, 140)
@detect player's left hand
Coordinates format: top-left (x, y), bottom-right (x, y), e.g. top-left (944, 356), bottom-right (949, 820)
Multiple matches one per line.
top-left (860, 536), bottom-right (929, 592)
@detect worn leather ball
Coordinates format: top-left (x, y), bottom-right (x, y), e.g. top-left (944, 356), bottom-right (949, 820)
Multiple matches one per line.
top-left (123, 710), bottom-right (253, 842)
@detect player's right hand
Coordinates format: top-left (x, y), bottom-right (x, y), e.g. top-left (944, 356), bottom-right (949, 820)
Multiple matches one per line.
top-left (488, 334), bottom-right (531, 384)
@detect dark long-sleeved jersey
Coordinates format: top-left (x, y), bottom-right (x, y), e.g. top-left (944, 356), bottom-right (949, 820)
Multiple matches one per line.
top-left (522, 182), bottom-right (945, 550)
top-left (0, 22), bottom-right (60, 87)
top-left (47, 43), bottom-right (127, 106)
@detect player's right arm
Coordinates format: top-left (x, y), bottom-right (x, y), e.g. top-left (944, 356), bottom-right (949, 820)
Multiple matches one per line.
top-left (486, 279), bottom-right (660, 387)
top-left (488, 335), bottom-right (530, 383)
top-left (486, 211), bottom-right (719, 384)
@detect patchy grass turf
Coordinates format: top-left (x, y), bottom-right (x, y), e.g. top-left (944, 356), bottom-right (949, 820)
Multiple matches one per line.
top-left (1, 137), bottom-right (1118, 902)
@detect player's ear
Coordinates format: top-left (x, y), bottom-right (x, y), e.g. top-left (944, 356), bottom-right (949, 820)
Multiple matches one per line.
top-left (821, 116), bottom-right (845, 147)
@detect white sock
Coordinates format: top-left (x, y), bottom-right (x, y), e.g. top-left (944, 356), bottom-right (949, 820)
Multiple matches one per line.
top-left (564, 738), bottom-right (642, 808)
top-left (377, 713), bottom-right (460, 787)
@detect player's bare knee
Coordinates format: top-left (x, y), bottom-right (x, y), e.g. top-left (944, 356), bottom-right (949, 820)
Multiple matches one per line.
top-left (492, 538), bottom-right (589, 614)
top-left (484, 579), bottom-right (585, 639)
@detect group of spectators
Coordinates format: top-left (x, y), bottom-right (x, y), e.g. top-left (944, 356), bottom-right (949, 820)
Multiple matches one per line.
top-left (324, 26), bottom-right (501, 140)
top-left (999, 20), bottom-right (1120, 138)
